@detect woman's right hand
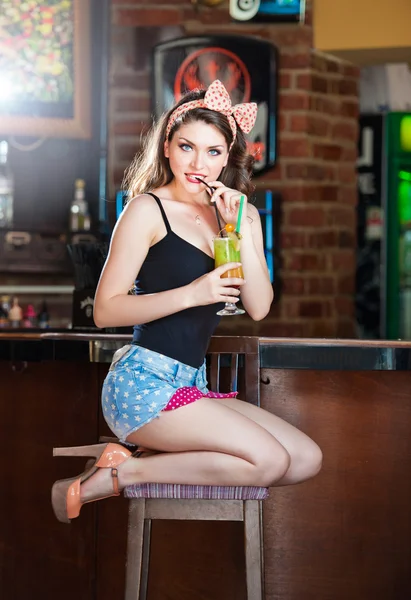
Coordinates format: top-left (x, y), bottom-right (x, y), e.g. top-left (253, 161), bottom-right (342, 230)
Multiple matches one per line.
top-left (187, 263), bottom-right (245, 307)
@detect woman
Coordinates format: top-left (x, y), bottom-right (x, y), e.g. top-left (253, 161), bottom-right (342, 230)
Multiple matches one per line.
top-left (52, 80), bottom-right (322, 523)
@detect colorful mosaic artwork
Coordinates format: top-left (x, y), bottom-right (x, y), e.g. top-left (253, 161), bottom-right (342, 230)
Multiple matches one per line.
top-left (0, 0), bottom-right (74, 106)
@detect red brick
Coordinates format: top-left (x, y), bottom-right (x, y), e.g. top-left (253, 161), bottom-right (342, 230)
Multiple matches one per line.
top-left (313, 143), bottom-right (342, 161)
top-left (286, 163), bottom-right (329, 181)
top-left (336, 319), bottom-right (356, 338)
top-left (332, 120), bottom-right (358, 141)
top-left (331, 251), bottom-right (356, 271)
top-left (295, 73), bottom-right (311, 90)
top-left (284, 299), bottom-right (300, 318)
top-left (279, 137), bottom-right (311, 157)
top-left (311, 74), bottom-right (328, 93)
top-left (112, 120), bottom-right (149, 136)
top-left (338, 187), bottom-right (358, 205)
top-left (270, 27), bottom-right (313, 48)
top-left (116, 94), bottom-right (150, 113)
top-left (299, 301), bottom-right (323, 318)
top-left (340, 63), bottom-right (361, 79)
top-left (339, 79), bottom-right (358, 96)
top-left (308, 230), bottom-right (338, 248)
top-left (325, 59), bottom-right (340, 74)
top-left (335, 296), bottom-right (354, 317)
top-left (285, 253), bottom-right (326, 272)
top-left (327, 79), bottom-right (341, 95)
top-left (279, 71), bottom-right (293, 89)
top-left (263, 164), bottom-right (284, 181)
top-left (281, 52), bottom-right (311, 69)
top-left (280, 186), bottom-right (320, 203)
top-left (310, 320), bottom-right (337, 337)
top-left (288, 207), bottom-right (326, 227)
top-left (338, 275), bottom-right (355, 294)
top-left (282, 277), bottom-right (305, 295)
top-left (290, 114), bottom-right (330, 136)
top-left (341, 147), bottom-right (358, 162)
top-left (307, 277), bottom-right (335, 295)
top-left (340, 100), bottom-right (359, 119)
top-left (310, 53), bottom-right (328, 72)
top-left (279, 93), bottom-right (310, 111)
top-left (310, 96), bottom-right (340, 115)
top-left (281, 231), bottom-right (306, 249)
top-left (327, 207), bottom-right (356, 228)
top-left (338, 230), bottom-right (356, 248)
top-left (319, 186), bottom-right (339, 202)
top-left (260, 322), bottom-right (306, 338)
top-left (114, 8), bottom-right (181, 26)
top-left (279, 113), bottom-right (288, 131)
top-left (338, 164), bottom-right (357, 184)
top-left (181, 7), bottom-right (231, 23)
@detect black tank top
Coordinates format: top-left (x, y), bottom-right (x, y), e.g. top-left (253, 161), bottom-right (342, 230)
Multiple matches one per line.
top-left (132, 193), bottom-right (223, 368)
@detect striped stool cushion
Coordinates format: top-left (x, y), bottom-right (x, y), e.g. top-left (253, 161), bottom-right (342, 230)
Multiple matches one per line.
top-left (124, 483), bottom-right (269, 500)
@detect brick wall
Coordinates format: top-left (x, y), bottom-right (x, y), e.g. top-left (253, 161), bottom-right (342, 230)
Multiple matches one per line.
top-left (109, 0), bottom-right (359, 338)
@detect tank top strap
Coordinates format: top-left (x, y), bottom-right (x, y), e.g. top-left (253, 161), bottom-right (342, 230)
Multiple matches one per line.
top-left (146, 192), bottom-right (172, 233)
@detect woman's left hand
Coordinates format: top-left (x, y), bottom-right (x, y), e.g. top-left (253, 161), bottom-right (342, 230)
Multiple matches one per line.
top-left (206, 181), bottom-right (248, 229)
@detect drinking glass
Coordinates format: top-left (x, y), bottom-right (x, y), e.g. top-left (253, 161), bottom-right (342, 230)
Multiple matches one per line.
top-left (213, 235), bottom-right (245, 316)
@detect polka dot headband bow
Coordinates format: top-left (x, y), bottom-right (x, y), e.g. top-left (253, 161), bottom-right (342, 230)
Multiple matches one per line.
top-left (165, 79), bottom-right (258, 148)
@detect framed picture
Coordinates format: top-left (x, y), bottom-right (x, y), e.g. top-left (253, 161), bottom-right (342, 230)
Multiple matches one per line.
top-left (0, 0), bottom-right (91, 139)
top-left (230, 0), bottom-right (306, 23)
top-left (153, 35), bottom-right (278, 175)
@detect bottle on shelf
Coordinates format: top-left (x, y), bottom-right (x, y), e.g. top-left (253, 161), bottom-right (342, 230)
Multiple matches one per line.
top-left (37, 300), bottom-right (50, 329)
top-left (0, 296), bottom-right (8, 328)
top-left (8, 296), bottom-right (23, 328)
top-left (69, 179), bottom-right (91, 232)
top-left (22, 304), bottom-right (37, 328)
top-left (0, 140), bottom-right (14, 228)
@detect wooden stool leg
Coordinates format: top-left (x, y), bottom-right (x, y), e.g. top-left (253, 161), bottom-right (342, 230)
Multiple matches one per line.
top-left (125, 498), bottom-right (146, 600)
top-left (139, 518), bottom-right (152, 600)
top-left (244, 500), bottom-right (264, 600)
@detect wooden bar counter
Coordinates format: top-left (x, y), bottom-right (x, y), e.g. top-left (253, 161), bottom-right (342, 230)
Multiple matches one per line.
top-left (1, 332), bottom-right (410, 600)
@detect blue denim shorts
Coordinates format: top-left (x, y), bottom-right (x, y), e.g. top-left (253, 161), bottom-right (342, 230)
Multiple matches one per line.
top-left (101, 344), bottom-right (210, 442)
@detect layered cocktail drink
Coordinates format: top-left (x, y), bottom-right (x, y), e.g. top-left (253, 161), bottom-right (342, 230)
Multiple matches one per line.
top-left (213, 233), bottom-right (245, 316)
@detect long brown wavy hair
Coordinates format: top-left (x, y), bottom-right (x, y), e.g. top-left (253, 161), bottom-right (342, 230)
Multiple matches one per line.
top-left (123, 89), bottom-right (255, 199)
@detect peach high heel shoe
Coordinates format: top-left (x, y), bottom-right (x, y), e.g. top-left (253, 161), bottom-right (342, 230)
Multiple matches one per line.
top-left (52, 443), bottom-right (132, 524)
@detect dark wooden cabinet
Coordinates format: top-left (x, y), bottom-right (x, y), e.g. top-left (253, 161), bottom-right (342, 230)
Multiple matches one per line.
top-left (0, 360), bottom-right (100, 600)
top-left (1, 357), bottom-right (411, 600)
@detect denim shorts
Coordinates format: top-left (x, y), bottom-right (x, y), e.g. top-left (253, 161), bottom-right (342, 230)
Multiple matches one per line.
top-left (101, 344), bottom-right (236, 442)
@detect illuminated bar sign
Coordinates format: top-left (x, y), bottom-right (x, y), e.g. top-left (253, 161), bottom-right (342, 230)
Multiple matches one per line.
top-left (152, 35), bottom-right (278, 175)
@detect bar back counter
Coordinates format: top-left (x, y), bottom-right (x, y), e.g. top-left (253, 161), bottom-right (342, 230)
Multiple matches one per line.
top-left (1, 333), bottom-right (410, 600)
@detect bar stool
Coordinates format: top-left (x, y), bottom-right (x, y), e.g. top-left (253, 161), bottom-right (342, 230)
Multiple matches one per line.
top-left (121, 336), bottom-right (267, 600)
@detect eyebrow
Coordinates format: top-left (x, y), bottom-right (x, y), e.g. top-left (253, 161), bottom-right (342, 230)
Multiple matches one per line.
top-left (178, 136), bottom-right (225, 149)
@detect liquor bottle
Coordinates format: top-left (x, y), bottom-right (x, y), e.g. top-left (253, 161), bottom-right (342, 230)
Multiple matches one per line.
top-left (8, 296), bottom-right (23, 328)
top-left (69, 179), bottom-right (91, 232)
top-left (0, 140), bottom-right (14, 228)
top-left (37, 300), bottom-right (50, 329)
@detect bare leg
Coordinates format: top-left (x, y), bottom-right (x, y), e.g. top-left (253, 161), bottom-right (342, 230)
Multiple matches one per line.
top-left (80, 397), bottom-right (290, 502)
top-left (216, 398), bottom-right (323, 485)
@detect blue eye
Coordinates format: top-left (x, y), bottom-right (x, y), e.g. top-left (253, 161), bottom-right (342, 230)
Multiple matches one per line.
top-left (179, 143), bottom-right (192, 152)
top-left (209, 149), bottom-right (221, 156)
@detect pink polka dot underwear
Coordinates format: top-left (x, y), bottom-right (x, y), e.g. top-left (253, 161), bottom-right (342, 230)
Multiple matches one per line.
top-left (163, 386), bottom-right (238, 411)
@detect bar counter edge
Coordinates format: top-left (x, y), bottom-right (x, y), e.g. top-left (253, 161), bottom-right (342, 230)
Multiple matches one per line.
top-left (0, 332), bottom-right (410, 370)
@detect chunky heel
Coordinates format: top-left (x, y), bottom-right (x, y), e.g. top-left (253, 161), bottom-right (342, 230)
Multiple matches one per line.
top-left (53, 443), bottom-right (107, 458)
top-left (51, 442), bottom-right (132, 523)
